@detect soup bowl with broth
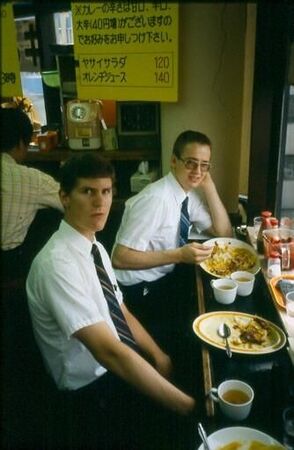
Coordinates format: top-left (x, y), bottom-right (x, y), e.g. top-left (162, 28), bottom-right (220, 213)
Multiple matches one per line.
top-left (210, 278), bottom-right (238, 304)
top-left (209, 379), bottom-right (254, 421)
top-left (231, 271), bottom-right (255, 296)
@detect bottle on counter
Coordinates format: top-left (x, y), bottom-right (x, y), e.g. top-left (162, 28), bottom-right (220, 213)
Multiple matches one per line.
top-left (269, 217), bottom-right (281, 249)
top-left (270, 217), bottom-right (279, 230)
top-left (267, 251), bottom-right (281, 278)
top-left (257, 210), bottom-right (272, 254)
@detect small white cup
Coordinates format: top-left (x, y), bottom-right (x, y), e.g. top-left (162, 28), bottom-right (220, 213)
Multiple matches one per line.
top-left (230, 271), bottom-right (255, 296)
top-left (285, 291), bottom-right (294, 318)
top-left (210, 278), bottom-right (238, 304)
top-left (209, 379), bottom-right (254, 421)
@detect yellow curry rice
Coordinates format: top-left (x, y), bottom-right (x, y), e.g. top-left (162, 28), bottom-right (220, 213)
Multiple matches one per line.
top-left (205, 242), bottom-right (256, 277)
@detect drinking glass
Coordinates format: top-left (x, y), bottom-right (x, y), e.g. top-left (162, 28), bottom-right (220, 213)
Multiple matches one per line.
top-left (253, 216), bottom-right (263, 240)
top-left (283, 406), bottom-right (294, 450)
top-left (285, 292), bottom-right (294, 318)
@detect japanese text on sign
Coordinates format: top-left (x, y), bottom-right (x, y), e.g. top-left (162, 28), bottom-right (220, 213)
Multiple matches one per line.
top-left (71, 2), bottom-right (178, 101)
top-left (0, 3), bottom-right (22, 97)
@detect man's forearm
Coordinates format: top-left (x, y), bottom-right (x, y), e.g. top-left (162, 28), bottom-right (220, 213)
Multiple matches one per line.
top-left (75, 323), bottom-right (195, 416)
top-left (104, 341), bottom-right (195, 415)
top-left (202, 181), bottom-right (232, 237)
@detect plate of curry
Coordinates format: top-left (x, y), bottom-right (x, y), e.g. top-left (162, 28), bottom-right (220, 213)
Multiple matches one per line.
top-left (200, 238), bottom-right (260, 278)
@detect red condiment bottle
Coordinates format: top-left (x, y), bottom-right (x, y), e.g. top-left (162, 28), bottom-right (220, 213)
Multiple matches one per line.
top-left (270, 218), bottom-right (280, 251)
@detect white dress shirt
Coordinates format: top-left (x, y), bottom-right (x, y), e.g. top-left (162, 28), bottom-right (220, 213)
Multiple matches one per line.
top-left (26, 220), bottom-right (124, 390)
top-left (1, 153), bottom-right (63, 250)
top-left (113, 172), bottom-right (212, 285)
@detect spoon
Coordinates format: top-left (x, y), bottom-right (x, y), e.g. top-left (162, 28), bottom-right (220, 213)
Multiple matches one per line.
top-left (197, 422), bottom-right (211, 450)
top-left (218, 323), bottom-right (232, 358)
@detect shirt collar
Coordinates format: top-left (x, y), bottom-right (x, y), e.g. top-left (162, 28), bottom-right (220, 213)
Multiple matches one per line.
top-left (58, 220), bottom-right (94, 258)
top-left (167, 172), bottom-right (188, 206)
top-left (1, 153), bottom-right (17, 164)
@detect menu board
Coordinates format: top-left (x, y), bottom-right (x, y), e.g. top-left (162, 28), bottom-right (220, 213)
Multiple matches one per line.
top-left (0, 2), bottom-right (22, 97)
top-left (71, 2), bottom-right (178, 101)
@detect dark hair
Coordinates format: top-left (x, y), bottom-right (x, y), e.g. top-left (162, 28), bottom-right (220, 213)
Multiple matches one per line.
top-left (172, 130), bottom-right (212, 158)
top-left (59, 152), bottom-right (115, 194)
top-left (0, 107), bottom-right (33, 152)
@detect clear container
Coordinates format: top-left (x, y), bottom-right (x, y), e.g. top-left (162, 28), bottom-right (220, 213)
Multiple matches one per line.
top-left (263, 228), bottom-right (294, 270)
top-left (257, 211), bottom-right (272, 254)
top-left (267, 251), bottom-right (281, 278)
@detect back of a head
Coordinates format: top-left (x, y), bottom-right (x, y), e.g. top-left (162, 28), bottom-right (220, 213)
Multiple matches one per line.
top-left (172, 130), bottom-right (212, 158)
top-left (59, 152), bottom-right (115, 194)
top-left (0, 107), bottom-right (33, 152)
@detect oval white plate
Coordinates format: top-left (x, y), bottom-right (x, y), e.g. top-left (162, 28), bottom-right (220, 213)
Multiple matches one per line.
top-left (197, 426), bottom-right (283, 450)
top-left (193, 311), bottom-right (286, 355)
top-left (201, 237), bottom-right (261, 278)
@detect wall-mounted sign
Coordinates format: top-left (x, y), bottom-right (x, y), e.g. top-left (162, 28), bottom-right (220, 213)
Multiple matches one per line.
top-left (71, 2), bottom-right (178, 102)
top-left (0, 2), bottom-right (22, 97)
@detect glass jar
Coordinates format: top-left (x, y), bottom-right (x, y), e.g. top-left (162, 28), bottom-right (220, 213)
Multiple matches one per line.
top-left (257, 211), bottom-right (272, 254)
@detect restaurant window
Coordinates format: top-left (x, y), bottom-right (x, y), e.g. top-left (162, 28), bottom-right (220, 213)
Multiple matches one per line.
top-left (54, 11), bottom-right (73, 45)
top-left (15, 16), bottom-right (46, 127)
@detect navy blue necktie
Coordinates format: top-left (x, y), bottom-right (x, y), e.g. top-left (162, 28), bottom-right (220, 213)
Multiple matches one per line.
top-left (179, 197), bottom-right (190, 247)
top-left (91, 244), bottom-right (137, 350)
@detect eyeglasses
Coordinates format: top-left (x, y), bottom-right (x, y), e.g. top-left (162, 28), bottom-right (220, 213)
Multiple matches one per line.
top-left (178, 157), bottom-right (211, 172)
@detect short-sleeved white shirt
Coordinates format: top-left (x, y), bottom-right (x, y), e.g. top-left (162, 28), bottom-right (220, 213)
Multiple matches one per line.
top-left (26, 220), bottom-right (123, 391)
top-left (113, 172), bottom-right (212, 285)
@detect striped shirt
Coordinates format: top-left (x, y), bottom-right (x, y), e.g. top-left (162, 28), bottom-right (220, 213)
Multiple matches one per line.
top-left (1, 153), bottom-right (63, 250)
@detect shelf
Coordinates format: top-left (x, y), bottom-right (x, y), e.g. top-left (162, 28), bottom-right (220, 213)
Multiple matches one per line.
top-left (26, 148), bottom-right (161, 162)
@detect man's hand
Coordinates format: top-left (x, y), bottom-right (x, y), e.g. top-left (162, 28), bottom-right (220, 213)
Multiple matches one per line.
top-left (179, 242), bottom-right (213, 264)
top-left (198, 171), bottom-right (215, 190)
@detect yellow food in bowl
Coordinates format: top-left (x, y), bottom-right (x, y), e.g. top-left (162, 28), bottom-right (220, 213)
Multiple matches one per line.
top-left (218, 440), bottom-right (284, 450)
top-left (204, 243), bottom-right (256, 277)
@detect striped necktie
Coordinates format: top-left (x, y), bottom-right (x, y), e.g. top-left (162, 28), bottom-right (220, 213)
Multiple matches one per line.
top-left (179, 197), bottom-right (190, 247)
top-left (91, 244), bottom-right (137, 351)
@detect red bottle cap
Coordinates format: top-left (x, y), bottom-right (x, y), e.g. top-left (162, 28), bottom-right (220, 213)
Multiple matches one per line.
top-left (270, 218), bottom-right (279, 227)
top-left (261, 211), bottom-right (272, 218)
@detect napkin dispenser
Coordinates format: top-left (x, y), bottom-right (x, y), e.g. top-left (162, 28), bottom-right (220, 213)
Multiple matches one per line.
top-left (130, 161), bottom-right (158, 193)
top-left (66, 100), bottom-right (102, 150)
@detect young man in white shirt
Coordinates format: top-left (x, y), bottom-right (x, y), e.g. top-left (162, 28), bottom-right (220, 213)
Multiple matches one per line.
top-left (26, 152), bottom-right (196, 450)
top-left (112, 130), bottom-right (232, 348)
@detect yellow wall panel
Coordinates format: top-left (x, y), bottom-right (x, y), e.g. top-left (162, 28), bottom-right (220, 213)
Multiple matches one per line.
top-left (71, 2), bottom-right (178, 101)
top-left (0, 3), bottom-right (22, 97)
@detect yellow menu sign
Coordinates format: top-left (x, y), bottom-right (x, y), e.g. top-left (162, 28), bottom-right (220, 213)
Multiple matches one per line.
top-left (71, 2), bottom-right (178, 101)
top-left (0, 3), bottom-right (22, 97)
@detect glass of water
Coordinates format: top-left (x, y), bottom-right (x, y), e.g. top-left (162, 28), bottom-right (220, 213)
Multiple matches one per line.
top-left (283, 406), bottom-right (294, 450)
top-left (253, 216), bottom-right (263, 240)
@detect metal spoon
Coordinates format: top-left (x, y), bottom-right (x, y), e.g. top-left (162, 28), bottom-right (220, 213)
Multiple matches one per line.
top-left (218, 323), bottom-right (232, 358)
top-left (197, 422), bottom-right (211, 450)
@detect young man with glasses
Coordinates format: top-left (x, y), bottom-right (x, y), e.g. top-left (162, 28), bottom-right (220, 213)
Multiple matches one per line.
top-left (111, 130), bottom-right (232, 357)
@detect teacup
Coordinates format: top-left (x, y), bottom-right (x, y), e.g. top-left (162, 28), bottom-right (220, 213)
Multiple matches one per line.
top-left (209, 379), bottom-right (254, 421)
top-left (230, 271), bottom-right (255, 296)
top-left (210, 278), bottom-right (238, 304)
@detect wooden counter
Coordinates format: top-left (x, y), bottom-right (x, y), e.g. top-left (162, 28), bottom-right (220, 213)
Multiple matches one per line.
top-left (194, 236), bottom-right (293, 443)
